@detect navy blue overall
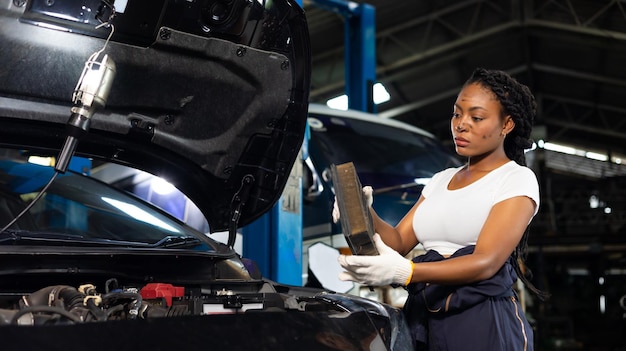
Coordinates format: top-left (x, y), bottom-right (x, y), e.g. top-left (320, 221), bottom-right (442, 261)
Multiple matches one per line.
top-left (403, 246), bottom-right (533, 351)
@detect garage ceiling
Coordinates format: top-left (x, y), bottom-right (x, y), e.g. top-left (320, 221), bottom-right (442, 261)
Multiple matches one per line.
top-left (304, 0), bottom-right (626, 160)
top-left (303, 0), bottom-right (626, 245)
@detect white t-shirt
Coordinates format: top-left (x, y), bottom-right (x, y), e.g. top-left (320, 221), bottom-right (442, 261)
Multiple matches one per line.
top-left (413, 161), bottom-right (540, 256)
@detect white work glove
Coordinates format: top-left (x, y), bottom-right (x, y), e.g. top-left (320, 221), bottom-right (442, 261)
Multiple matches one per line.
top-left (332, 185), bottom-right (374, 223)
top-left (337, 234), bottom-right (414, 286)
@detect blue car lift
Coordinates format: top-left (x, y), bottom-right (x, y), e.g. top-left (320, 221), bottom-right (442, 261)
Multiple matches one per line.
top-left (318, 0), bottom-right (377, 113)
top-left (243, 0), bottom-right (376, 285)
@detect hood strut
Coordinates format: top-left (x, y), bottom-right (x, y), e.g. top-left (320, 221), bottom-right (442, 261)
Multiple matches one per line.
top-left (228, 175), bottom-right (255, 248)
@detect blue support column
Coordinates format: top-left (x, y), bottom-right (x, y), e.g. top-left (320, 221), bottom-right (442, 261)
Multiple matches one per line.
top-left (310, 0), bottom-right (377, 113)
top-left (345, 3), bottom-right (376, 112)
top-left (242, 145), bottom-right (305, 287)
top-left (242, 214), bottom-right (272, 279)
top-left (243, 147), bottom-right (304, 286)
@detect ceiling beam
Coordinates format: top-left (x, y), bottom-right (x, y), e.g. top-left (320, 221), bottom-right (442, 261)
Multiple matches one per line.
top-left (310, 17), bottom-right (626, 100)
top-left (532, 63), bottom-right (626, 88)
top-left (378, 65), bottom-right (527, 119)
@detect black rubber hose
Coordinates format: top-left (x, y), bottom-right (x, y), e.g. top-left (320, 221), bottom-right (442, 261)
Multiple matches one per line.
top-left (10, 306), bottom-right (83, 325)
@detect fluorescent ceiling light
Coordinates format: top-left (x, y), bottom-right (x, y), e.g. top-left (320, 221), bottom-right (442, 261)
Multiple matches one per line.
top-left (536, 140), bottom-right (624, 164)
top-left (542, 142), bottom-right (577, 155)
top-left (326, 82), bottom-right (391, 111)
top-left (373, 82), bottom-right (390, 104)
top-left (585, 151), bottom-right (608, 162)
top-left (326, 95), bottom-right (348, 111)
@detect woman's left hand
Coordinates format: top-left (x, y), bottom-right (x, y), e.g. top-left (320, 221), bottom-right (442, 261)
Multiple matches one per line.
top-left (337, 234), bottom-right (414, 286)
top-left (332, 186), bottom-right (374, 223)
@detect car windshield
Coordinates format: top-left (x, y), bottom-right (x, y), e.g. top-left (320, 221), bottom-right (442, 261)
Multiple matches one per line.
top-left (0, 150), bottom-right (212, 250)
top-left (308, 113), bottom-right (460, 186)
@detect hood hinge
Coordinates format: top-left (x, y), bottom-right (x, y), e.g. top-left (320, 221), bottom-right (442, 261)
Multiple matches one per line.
top-left (228, 174), bottom-right (255, 248)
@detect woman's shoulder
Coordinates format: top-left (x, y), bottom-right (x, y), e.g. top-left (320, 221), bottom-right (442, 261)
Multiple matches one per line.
top-left (496, 161), bottom-right (541, 211)
top-left (499, 161), bottom-right (538, 180)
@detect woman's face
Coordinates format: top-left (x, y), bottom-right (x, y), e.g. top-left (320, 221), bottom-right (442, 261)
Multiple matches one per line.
top-left (450, 82), bottom-right (513, 158)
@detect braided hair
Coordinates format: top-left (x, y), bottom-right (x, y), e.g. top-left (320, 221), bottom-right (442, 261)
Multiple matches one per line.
top-left (464, 68), bottom-right (548, 299)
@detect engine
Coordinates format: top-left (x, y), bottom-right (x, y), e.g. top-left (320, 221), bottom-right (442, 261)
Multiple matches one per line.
top-left (0, 279), bottom-right (296, 326)
top-left (0, 278), bottom-right (414, 350)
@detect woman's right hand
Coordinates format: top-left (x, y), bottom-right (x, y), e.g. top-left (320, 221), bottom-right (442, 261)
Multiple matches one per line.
top-left (332, 186), bottom-right (374, 223)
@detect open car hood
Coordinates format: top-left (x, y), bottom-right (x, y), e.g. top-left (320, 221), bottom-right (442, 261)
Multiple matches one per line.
top-left (0, 0), bottom-right (310, 232)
